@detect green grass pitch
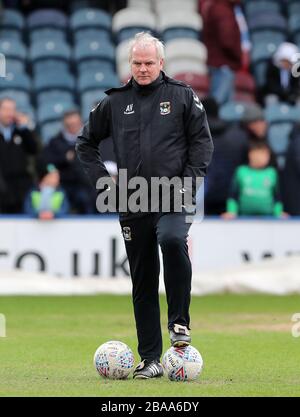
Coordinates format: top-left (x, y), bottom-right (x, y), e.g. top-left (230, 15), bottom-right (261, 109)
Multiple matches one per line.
top-left (0, 294), bottom-right (300, 397)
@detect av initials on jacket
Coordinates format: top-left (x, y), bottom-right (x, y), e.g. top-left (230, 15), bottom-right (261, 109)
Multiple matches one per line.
top-left (124, 103), bottom-right (134, 114)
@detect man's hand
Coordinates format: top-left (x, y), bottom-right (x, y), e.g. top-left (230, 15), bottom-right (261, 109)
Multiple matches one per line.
top-left (280, 212), bottom-right (290, 219)
top-left (15, 112), bottom-right (30, 127)
top-left (221, 212), bottom-right (237, 220)
top-left (39, 211), bottom-right (54, 220)
top-left (66, 150), bottom-right (76, 161)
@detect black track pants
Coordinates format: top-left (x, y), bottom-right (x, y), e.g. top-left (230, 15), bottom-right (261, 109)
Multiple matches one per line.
top-left (120, 213), bottom-right (192, 361)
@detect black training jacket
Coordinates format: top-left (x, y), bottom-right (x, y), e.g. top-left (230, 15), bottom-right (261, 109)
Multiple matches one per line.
top-left (76, 71), bottom-right (213, 218)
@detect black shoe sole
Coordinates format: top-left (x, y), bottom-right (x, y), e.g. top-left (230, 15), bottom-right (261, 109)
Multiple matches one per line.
top-left (172, 340), bottom-right (191, 348)
top-left (133, 373), bottom-right (163, 380)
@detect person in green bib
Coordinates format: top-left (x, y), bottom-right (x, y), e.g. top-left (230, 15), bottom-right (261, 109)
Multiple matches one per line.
top-left (24, 159), bottom-right (69, 219)
top-left (223, 141), bottom-right (285, 218)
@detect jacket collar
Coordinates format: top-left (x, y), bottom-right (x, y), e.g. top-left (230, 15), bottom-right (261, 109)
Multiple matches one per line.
top-left (132, 71), bottom-right (164, 94)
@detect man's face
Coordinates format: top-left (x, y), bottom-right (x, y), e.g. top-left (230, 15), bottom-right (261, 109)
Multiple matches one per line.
top-left (247, 120), bottom-right (267, 139)
top-left (130, 44), bottom-right (163, 86)
top-left (248, 148), bottom-right (270, 169)
top-left (279, 59), bottom-right (292, 70)
top-left (0, 99), bottom-right (16, 126)
top-left (64, 114), bottom-right (83, 135)
top-left (40, 170), bottom-right (60, 188)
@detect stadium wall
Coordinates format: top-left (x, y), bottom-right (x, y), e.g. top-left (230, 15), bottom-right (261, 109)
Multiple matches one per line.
top-left (0, 216), bottom-right (299, 276)
top-left (0, 216), bottom-right (300, 295)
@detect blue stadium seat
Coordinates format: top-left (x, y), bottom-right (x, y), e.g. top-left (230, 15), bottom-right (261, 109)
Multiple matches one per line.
top-left (117, 27), bottom-right (155, 43)
top-left (0, 90), bottom-right (31, 107)
top-left (251, 31), bottom-right (286, 46)
top-left (81, 89), bottom-right (106, 120)
top-left (289, 16), bottom-right (300, 38)
top-left (163, 28), bottom-right (200, 42)
top-left (219, 101), bottom-right (247, 122)
top-left (40, 121), bottom-right (63, 144)
top-left (5, 58), bottom-right (26, 74)
top-left (16, 103), bottom-right (36, 123)
top-left (32, 60), bottom-right (70, 76)
top-left (112, 8), bottom-right (156, 44)
top-left (0, 29), bottom-right (22, 41)
top-left (29, 28), bottom-right (67, 43)
top-left (74, 39), bottom-right (115, 65)
top-left (159, 10), bottom-right (202, 44)
top-left (70, 8), bottom-right (111, 32)
top-left (248, 13), bottom-right (287, 35)
top-left (78, 71), bottom-right (119, 93)
top-left (294, 33), bottom-right (300, 49)
top-left (265, 103), bottom-right (298, 163)
top-left (27, 9), bottom-right (68, 30)
top-left (69, 0), bottom-right (90, 12)
top-left (288, 3), bottom-right (300, 18)
top-left (0, 9), bottom-right (25, 30)
top-left (292, 105), bottom-right (300, 123)
top-left (265, 103), bottom-right (296, 124)
top-left (33, 70), bottom-right (75, 94)
top-left (37, 101), bottom-right (77, 124)
top-left (251, 41), bottom-right (280, 86)
top-left (30, 40), bottom-right (71, 72)
top-left (73, 28), bottom-right (111, 43)
top-left (0, 39), bottom-right (26, 62)
top-left (244, 0), bottom-right (281, 17)
top-left (36, 91), bottom-right (75, 106)
top-left (0, 72), bottom-right (31, 93)
top-left (30, 39), bottom-right (71, 63)
top-left (267, 123), bottom-right (293, 155)
top-left (78, 59), bottom-right (114, 74)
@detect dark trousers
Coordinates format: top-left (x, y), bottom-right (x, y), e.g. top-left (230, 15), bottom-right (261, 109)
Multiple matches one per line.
top-left (120, 213), bottom-right (192, 362)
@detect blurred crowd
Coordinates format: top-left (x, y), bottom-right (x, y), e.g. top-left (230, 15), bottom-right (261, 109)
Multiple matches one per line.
top-left (203, 97), bottom-right (299, 218)
top-left (0, 97), bottom-right (118, 217)
top-left (0, 93), bottom-right (299, 219)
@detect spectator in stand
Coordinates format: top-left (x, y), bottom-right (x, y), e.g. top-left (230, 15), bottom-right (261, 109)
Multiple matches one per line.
top-left (238, 102), bottom-right (278, 168)
top-left (203, 97), bottom-right (248, 215)
top-left (241, 102), bottom-right (267, 140)
top-left (261, 42), bottom-right (300, 106)
top-left (201, 0), bottom-right (242, 104)
top-left (282, 125), bottom-right (300, 216)
top-left (0, 97), bottom-right (39, 213)
top-left (222, 141), bottom-right (285, 218)
top-left (24, 158), bottom-right (69, 219)
top-left (45, 110), bottom-right (95, 214)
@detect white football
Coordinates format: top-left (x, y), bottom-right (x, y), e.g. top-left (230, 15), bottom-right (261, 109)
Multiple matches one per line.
top-left (162, 345), bottom-right (203, 381)
top-left (94, 341), bottom-right (134, 380)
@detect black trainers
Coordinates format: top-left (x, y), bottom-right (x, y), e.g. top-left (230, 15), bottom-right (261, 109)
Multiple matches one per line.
top-left (133, 359), bottom-right (164, 379)
top-left (169, 324), bottom-right (191, 347)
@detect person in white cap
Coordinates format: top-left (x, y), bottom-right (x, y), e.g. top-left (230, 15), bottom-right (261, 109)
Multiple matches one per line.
top-left (262, 42), bottom-right (300, 105)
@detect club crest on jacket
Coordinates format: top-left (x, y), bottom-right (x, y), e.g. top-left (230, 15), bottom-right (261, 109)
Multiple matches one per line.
top-left (122, 226), bottom-right (132, 241)
top-left (160, 102), bottom-right (171, 115)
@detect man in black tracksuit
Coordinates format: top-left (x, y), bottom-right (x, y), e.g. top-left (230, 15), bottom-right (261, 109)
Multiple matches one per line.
top-left (0, 98), bottom-right (39, 213)
top-left (76, 33), bottom-right (213, 379)
top-left (45, 110), bottom-right (95, 214)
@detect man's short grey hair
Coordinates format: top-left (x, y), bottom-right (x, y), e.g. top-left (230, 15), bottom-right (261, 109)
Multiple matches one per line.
top-left (128, 32), bottom-right (165, 62)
